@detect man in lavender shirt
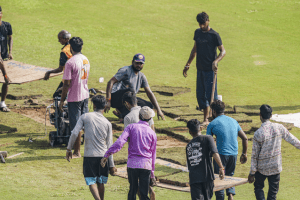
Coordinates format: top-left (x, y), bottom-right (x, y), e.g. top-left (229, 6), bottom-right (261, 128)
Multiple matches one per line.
top-left (59, 37), bottom-right (90, 158)
top-left (101, 106), bottom-right (157, 200)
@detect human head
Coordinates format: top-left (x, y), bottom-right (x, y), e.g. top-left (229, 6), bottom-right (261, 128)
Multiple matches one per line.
top-left (210, 100), bottom-right (225, 118)
top-left (91, 95), bottom-right (106, 111)
top-left (187, 119), bottom-right (201, 136)
top-left (260, 104), bottom-right (272, 120)
top-left (139, 106), bottom-right (155, 122)
top-left (58, 30), bottom-right (71, 45)
top-left (196, 12), bottom-right (210, 31)
top-left (122, 91), bottom-right (137, 111)
top-left (132, 53), bottom-right (145, 72)
top-left (69, 37), bottom-right (83, 53)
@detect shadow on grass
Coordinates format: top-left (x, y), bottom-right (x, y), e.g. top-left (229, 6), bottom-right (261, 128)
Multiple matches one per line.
top-left (15, 139), bottom-right (66, 150)
top-left (5, 155), bottom-right (64, 163)
top-left (237, 105), bottom-right (300, 112)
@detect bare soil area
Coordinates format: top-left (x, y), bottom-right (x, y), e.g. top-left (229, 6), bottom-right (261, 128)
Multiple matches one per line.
top-left (11, 106), bottom-right (52, 126)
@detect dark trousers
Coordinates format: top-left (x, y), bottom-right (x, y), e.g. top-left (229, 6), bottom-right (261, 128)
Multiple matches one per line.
top-left (213, 155), bottom-right (237, 200)
top-left (127, 168), bottom-right (151, 200)
top-left (254, 172), bottom-right (280, 200)
top-left (68, 98), bottom-right (89, 131)
top-left (196, 70), bottom-right (218, 110)
top-left (190, 181), bottom-right (214, 200)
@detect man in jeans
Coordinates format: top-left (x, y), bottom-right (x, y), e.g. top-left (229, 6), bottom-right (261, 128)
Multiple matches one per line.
top-left (101, 106), bottom-right (157, 200)
top-left (248, 104), bottom-right (300, 200)
top-left (206, 100), bottom-right (248, 200)
top-left (59, 37), bottom-right (90, 158)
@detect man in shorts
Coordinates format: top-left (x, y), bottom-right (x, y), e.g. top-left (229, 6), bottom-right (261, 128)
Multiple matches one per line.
top-left (59, 37), bottom-right (90, 158)
top-left (186, 119), bottom-right (225, 200)
top-left (104, 53), bottom-right (165, 121)
top-left (183, 12), bottom-right (226, 125)
top-left (66, 95), bottom-right (116, 200)
top-left (0, 6), bottom-right (13, 112)
top-left (44, 30), bottom-right (72, 98)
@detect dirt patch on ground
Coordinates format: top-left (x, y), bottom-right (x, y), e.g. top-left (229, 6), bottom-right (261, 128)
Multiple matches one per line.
top-left (156, 136), bottom-right (187, 149)
top-left (11, 106), bottom-right (52, 126)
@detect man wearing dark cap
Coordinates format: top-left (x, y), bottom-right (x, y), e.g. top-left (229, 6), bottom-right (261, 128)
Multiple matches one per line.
top-left (0, 6), bottom-right (13, 112)
top-left (104, 53), bottom-right (165, 121)
top-left (183, 12), bottom-right (226, 125)
top-left (44, 30), bottom-right (72, 98)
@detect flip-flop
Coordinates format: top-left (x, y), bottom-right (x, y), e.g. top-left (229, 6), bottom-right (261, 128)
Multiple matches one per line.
top-left (0, 106), bottom-right (10, 112)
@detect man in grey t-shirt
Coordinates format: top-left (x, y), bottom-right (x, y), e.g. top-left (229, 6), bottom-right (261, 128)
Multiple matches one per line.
top-left (66, 95), bottom-right (116, 200)
top-left (104, 53), bottom-right (165, 121)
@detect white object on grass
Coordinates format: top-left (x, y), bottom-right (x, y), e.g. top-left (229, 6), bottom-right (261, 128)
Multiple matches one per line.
top-left (271, 113), bottom-right (300, 128)
top-left (99, 77), bottom-right (104, 83)
top-left (218, 95), bottom-right (222, 101)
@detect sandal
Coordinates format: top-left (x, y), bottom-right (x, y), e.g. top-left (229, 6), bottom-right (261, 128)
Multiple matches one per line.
top-left (0, 106), bottom-right (10, 112)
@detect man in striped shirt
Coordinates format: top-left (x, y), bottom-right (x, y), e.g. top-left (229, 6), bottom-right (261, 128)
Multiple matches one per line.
top-left (248, 104), bottom-right (300, 200)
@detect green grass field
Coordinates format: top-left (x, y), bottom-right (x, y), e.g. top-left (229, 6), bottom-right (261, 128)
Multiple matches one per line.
top-left (1, 0), bottom-right (300, 199)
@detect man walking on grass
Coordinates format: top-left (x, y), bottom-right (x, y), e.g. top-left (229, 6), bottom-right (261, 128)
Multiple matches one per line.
top-left (248, 104), bottom-right (300, 200)
top-left (101, 106), bottom-right (157, 200)
top-left (183, 12), bottom-right (226, 125)
top-left (206, 100), bottom-right (248, 200)
top-left (66, 95), bottom-right (116, 200)
top-left (59, 37), bottom-right (90, 158)
top-left (186, 119), bottom-right (225, 200)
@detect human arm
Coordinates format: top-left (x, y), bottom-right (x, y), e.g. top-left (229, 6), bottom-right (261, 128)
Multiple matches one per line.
top-left (238, 129), bottom-right (248, 164)
top-left (212, 45), bottom-right (226, 73)
top-left (104, 77), bottom-right (119, 113)
top-left (106, 123), bottom-right (116, 175)
top-left (183, 42), bottom-right (197, 78)
top-left (150, 134), bottom-right (157, 179)
top-left (66, 116), bottom-right (84, 161)
top-left (8, 35), bottom-right (13, 60)
top-left (58, 79), bottom-right (71, 112)
top-left (144, 86), bottom-right (165, 120)
top-left (44, 65), bottom-right (64, 80)
top-left (282, 126), bottom-right (300, 149)
top-left (249, 135), bottom-right (261, 178)
top-left (0, 60), bottom-right (10, 83)
top-left (212, 153), bottom-right (225, 180)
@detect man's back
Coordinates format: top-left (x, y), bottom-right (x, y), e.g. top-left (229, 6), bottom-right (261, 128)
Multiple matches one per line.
top-left (0, 21), bottom-right (12, 59)
top-left (207, 115), bottom-right (241, 155)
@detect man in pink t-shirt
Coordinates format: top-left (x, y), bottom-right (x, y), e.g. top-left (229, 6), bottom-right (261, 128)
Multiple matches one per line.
top-left (59, 37), bottom-right (90, 158)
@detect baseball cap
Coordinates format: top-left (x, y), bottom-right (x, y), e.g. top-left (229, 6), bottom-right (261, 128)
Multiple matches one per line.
top-left (133, 53), bottom-right (145, 63)
top-left (139, 106), bottom-right (155, 120)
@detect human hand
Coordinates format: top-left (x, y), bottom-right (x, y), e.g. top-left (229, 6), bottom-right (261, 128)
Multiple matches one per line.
top-left (157, 110), bottom-right (165, 120)
top-left (150, 178), bottom-right (157, 187)
top-left (104, 101), bottom-right (111, 113)
top-left (66, 150), bottom-right (72, 162)
top-left (101, 157), bottom-right (108, 168)
top-left (8, 53), bottom-right (13, 60)
top-left (109, 167), bottom-right (117, 176)
top-left (212, 61), bottom-right (218, 73)
top-left (44, 72), bottom-right (50, 80)
top-left (219, 168), bottom-right (225, 180)
top-left (240, 153), bottom-right (247, 164)
top-left (248, 174), bottom-right (255, 183)
top-left (183, 66), bottom-right (189, 78)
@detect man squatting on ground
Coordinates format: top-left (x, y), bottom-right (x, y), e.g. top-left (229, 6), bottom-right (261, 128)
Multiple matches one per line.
top-left (104, 53), bottom-right (165, 121)
top-left (0, 6), bottom-right (13, 112)
top-left (122, 91), bottom-right (156, 200)
top-left (59, 37), bottom-right (90, 158)
top-left (183, 12), bottom-right (226, 125)
top-left (101, 106), bottom-right (157, 200)
top-left (44, 30), bottom-right (72, 98)
top-left (248, 104), bottom-right (300, 200)
top-left (186, 119), bottom-right (225, 200)
top-left (66, 95), bottom-right (116, 200)
top-left (206, 100), bottom-right (248, 200)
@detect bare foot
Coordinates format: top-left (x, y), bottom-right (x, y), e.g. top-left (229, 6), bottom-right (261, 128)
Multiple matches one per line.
top-left (72, 152), bottom-right (81, 158)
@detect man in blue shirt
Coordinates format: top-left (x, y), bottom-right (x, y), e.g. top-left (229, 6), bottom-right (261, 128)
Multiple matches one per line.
top-left (206, 100), bottom-right (248, 200)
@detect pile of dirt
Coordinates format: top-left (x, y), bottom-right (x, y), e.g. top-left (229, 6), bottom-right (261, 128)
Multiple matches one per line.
top-left (11, 106), bottom-right (52, 126)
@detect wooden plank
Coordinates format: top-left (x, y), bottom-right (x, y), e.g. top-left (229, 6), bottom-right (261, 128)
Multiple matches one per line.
top-left (7, 152), bottom-right (24, 159)
top-left (0, 60), bottom-right (63, 84)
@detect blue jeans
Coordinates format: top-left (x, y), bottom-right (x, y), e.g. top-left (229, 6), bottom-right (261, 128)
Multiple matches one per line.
top-left (213, 155), bottom-right (237, 200)
top-left (196, 70), bottom-right (218, 110)
top-left (68, 98), bottom-right (89, 131)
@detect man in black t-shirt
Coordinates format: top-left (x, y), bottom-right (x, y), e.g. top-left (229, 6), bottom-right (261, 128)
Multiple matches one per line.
top-left (183, 12), bottom-right (226, 125)
top-left (43, 30), bottom-right (72, 98)
top-left (0, 6), bottom-right (13, 112)
top-left (186, 119), bottom-right (225, 200)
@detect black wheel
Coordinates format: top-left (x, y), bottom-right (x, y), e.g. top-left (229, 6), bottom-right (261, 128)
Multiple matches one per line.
top-left (49, 131), bottom-right (58, 147)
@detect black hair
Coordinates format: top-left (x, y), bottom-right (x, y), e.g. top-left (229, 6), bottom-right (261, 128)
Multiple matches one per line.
top-left (91, 95), bottom-right (106, 110)
top-left (260, 104), bottom-right (272, 119)
top-left (69, 37), bottom-right (83, 52)
top-left (196, 12), bottom-right (209, 24)
top-left (210, 100), bottom-right (225, 114)
top-left (122, 91), bottom-right (137, 106)
top-left (187, 119), bottom-right (201, 133)
top-left (58, 30), bottom-right (71, 39)
top-left (139, 114), bottom-right (151, 122)
top-left (0, 6), bottom-right (2, 12)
